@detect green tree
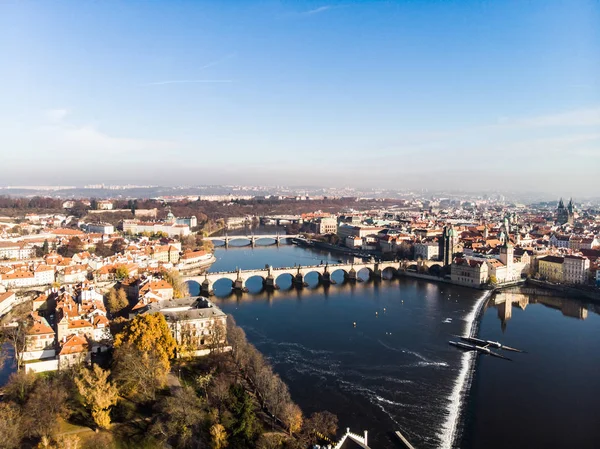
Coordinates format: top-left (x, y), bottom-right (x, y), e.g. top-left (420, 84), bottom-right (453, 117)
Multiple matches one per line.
top-left (489, 275), bottom-right (498, 285)
top-left (227, 384), bottom-right (259, 447)
top-left (74, 365), bottom-right (119, 429)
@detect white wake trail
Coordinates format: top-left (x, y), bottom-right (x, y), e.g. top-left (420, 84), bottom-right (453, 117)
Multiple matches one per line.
top-left (438, 290), bottom-right (492, 449)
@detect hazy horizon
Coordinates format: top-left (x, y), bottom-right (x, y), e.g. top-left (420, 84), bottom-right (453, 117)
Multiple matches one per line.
top-left (1, 1), bottom-right (599, 195)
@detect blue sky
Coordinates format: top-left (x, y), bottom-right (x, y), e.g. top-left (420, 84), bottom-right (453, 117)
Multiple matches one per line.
top-left (1, 0), bottom-right (599, 194)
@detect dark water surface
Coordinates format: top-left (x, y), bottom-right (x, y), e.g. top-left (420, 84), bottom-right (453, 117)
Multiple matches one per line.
top-left (461, 291), bottom-right (600, 449)
top-left (189, 244), bottom-right (484, 449)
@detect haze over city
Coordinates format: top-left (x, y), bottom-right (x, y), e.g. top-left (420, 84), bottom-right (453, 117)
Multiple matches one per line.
top-left (1, 1), bottom-right (598, 194)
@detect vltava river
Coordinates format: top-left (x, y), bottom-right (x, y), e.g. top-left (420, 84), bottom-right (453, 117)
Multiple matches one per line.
top-left (189, 243), bottom-right (485, 449)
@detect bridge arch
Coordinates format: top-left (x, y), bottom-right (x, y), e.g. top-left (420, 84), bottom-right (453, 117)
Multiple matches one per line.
top-left (245, 274), bottom-right (267, 293)
top-left (275, 272), bottom-right (295, 290)
top-left (356, 266), bottom-right (373, 281)
top-left (184, 279), bottom-right (202, 296)
top-left (381, 266), bottom-right (398, 279)
top-left (427, 263), bottom-right (443, 276)
top-left (302, 270), bottom-right (323, 288)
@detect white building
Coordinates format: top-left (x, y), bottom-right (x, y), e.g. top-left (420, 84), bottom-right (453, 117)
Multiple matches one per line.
top-left (315, 217), bottom-right (338, 234)
top-left (0, 291), bottom-right (16, 316)
top-left (123, 220), bottom-right (191, 237)
top-left (86, 223), bottom-right (115, 234)
top-left (414, 240), bottom-right (439, 260)
top-left (176, 216), bottom-right (198, 228)
top-left (97, 200), bottom-right (113, 210)
top-left (0, 241), bottom-right (36, 260)
top-left (139, 297), bottom-right (228, 357)
top-left (563, 255), bottom-right (590, 284)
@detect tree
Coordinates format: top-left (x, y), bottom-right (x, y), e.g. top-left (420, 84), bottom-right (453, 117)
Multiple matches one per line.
top-left (256, 434), bottom-right (286, 449)
top-left (1, 320), bottom-right (27, 371)
top-left (70, 202), bottom-right (89, 218)
top-left (24, 377), bottom-right (69, 440)
top-left (227, 384), bottom-right (259, 447)
top-left (58, 236), bottom-right (84, 258)
top-left (489, 275), bottom-right (498, 285)
top-left (75, 365), bottom-right (119, 429)
top-left (105, 288), bottom-right (129, 316)
top-left (227, 316), bottom-right (250, 375)
top-left (94, 241), bottom-right (114, 257)
top-left (110, 238), bottom-right (127, 254)
top-left (150, 386), bottom-right (207, 449)
top-left (163, 269), bottom-right (189, 299)
top-left (209, 319), bottom-right (227, 355)
top-left (3, 370), bottom-right (37, 404)
top-left (0, 402), bottom-right (24, 449)
top-left (210, 423), bottom-right (228, 449)
top-left (281, 403), bottom-right (303, 436)
top-left (41, 239), bottom-right (49, 255)
top-left (114, 265), bottom-right (129, 281)
top-left (114, 313), bottom-right (176, 370)
top-left (112, 342), bottom-right (167, 403)
top-left (301, 411), bottom-right (338, 445)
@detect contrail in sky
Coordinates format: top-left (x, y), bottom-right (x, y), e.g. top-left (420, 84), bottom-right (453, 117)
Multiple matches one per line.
top-left (142, 79), bottom-right (234, 86)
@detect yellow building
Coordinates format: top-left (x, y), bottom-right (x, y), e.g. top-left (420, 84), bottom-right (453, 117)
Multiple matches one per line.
top-left (538, 255), bottom-right (564, 282)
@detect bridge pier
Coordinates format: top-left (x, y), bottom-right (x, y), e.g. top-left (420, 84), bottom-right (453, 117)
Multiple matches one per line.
top-left (345, 268), bottom-right (357, 282)
top-left (233, 278), bottom-right (245, 291)
top-left (293, 273), bottom-right (304, 288)
top-left (201, 278), bottom-right (214, 296)
top-left (250, 236), bottom-right (256, 248)
top-left (321, 271), bottom-right (331, 284)
top-left (264, 275), bottom-right (276, 290)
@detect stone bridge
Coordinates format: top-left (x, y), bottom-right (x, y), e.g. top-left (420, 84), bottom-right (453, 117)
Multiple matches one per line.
top-left (204, 234), bottom-right (301, 247)
top-left (184, 259), bottom-right (443, 295)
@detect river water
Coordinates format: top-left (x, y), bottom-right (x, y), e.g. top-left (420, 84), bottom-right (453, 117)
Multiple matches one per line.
top-left (3, 236), bottom-right (598, 448)
top-left (192, 241), bottom-right (600, 448)
top-left (189, 242), bottom-right (485, 448)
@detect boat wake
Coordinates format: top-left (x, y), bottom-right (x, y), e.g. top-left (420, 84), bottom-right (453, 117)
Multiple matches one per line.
top-left (438, 290), bottom-right (492, 449)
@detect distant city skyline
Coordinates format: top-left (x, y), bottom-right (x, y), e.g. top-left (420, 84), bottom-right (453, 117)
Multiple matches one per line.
top-left (1, 1), bottom-right (599, 195)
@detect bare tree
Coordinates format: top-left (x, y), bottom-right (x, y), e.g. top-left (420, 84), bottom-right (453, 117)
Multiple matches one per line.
top-left (1, 320), bottom-right (27, 371)
top-left (209, 319), bottom-right (227, 355)
top-left (0, 402), bottom-right (23, 449)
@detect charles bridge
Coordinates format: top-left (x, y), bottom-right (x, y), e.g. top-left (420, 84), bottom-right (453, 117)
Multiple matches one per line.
top-left (184, 259), bottom-right (443, 295)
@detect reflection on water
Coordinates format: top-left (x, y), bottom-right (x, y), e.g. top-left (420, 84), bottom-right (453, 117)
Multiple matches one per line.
top-left (203, 246), bottom-right (483, 449)
top-left (462, 290), bottom-right (600, 449)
